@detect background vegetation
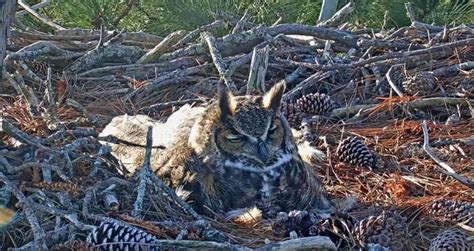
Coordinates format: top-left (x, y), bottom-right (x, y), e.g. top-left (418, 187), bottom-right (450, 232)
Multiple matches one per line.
top-left (20, 0), bottom-right (474, 35)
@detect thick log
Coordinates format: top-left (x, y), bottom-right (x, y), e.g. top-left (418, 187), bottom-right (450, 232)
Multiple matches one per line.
top-left (329, 97), bottom-right (473, 118)
top-left (256, 236), bottom-right (336, 251)
top-left (68, 44), bottom-right (143, 73)
top-left (158, 24), bottom-right (357, 63)
top-left (11, 29), bottom-right (163, 46)
top-left (78, 236), bottom-right (335, 251)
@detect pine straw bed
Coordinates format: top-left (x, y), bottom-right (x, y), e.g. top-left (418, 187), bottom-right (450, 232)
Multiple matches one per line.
top-left (1, 95), bottom-right (472, 250)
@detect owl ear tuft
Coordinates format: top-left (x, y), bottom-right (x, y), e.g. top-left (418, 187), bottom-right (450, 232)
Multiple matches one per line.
top-left (218, 83), bottom-right (236, 118)
top-left (262, 81), bottom-right (285, 112)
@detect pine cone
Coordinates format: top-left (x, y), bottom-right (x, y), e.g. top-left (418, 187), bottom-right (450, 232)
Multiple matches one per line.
top-left (272, 211), bottom-right (357, 248)
top-left (429, 228), bottom-right (470, 251)
top-left (271, 210), bottom-right (322, 237)
top-left (402, 71), bottom-right (436, 96)
top-left (308, 212), bottom-right (358, 248)
top-left (336, 136), bottom-right (377, 168)
top-left (388, 65), bottom-right (406, 87)
top-left (428, 199), bottom-right (473, 228)
top-left (294, 93), bottom-right (335, 116)
top-left (281, 102), bottom-right (304, 128)
top-left (27, 59), bottom-right (50, 77)
top-left (87, 220), bottom-right (162, 250)
top-left (352, 210), bottom-right (408, 250)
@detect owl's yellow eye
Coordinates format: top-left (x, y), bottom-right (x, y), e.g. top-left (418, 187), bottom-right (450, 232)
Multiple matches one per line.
top-left (226, 134), bottom-right (245, 143)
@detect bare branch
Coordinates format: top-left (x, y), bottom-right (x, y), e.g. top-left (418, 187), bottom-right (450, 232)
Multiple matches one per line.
top-left (132, 126), bottom-right (153, 218)
top-left (0, 117), bottom-right (47, 149)
top-left (385, 65), bottom-right (405, 97)
top-left (112, 0), bottom-right (138, 28)
top-left (317, 2), bottom-right (353, 28)
top-left (16, 0), bottom-right (51, 16)
top-left (256, 236), bottom-right (336, 251)
top-left (405, 2), bottom-right (417, 23)
top-left (136, 30), bottom-right (187, 64)
top-left (172, 20), bottom-right (226, 50)
top-left (201, 31), bottom-right (236, 90)
top-left (232, 10), bottom-right (249, 34)
top-left (0, 173), bottom-right (48, 250)
top-left (43, 67), bottom-right (61, 130)
top-left (104, 191), bottom-right (119, 211)
top-left (17, 0), bottom-right (64, 30)
top-left (5, 71), bottom-right (40, 117)
top-left (421, 120), bottom-right (474, 189)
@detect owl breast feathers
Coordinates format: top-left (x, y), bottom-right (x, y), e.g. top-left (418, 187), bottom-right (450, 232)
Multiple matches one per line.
top-left (100, 82), bottom-right (331, 219)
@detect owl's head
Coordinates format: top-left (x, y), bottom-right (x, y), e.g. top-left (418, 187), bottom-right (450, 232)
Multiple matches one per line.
top-left (213, 82), bottom-right (294, 166)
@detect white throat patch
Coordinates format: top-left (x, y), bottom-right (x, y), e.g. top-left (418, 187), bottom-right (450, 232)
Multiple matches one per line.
top-left (223, 153), bottom-right (292, 172)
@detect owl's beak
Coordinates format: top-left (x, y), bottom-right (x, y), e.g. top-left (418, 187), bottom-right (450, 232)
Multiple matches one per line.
top-left (257, 140), bottom-right (269, 164)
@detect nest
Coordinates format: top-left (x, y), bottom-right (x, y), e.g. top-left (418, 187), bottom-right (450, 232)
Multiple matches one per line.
top-left (1, 6), bottom-right (473, 251)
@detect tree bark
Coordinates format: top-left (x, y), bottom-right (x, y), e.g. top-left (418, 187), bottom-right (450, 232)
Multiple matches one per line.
top-left (318, 0), bottom-right (339, 23)
top-left (1, 0), bottom-right (16, 86)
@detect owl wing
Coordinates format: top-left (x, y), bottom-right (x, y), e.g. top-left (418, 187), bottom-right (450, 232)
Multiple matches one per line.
top-left (98, 104), bottom-right (206, 175)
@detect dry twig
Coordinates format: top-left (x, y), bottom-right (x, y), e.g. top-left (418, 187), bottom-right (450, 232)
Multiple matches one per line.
top-left (421, 120), bottom-right (474, 189)
top-left (131, 126), bottom-right (153, 218)
top-left (0, 173), bottom-right (48, 250)
top-left (17, 0), bottom-right (64, 30)
top-left (202, 31), bottom-right (236, 90)
top-left (385, 65), bottom-right (405, 97)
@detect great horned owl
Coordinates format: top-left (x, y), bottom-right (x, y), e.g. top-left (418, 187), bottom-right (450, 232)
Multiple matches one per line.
top-left (100, 82), bottom-right (331, 219)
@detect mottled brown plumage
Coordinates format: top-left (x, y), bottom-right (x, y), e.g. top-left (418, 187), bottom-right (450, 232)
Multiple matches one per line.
top-left (100, 82), bottom-right (331, 219)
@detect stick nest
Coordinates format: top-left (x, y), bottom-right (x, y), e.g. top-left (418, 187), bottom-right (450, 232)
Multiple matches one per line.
top-left (1, 13), bottom-right (473, 250)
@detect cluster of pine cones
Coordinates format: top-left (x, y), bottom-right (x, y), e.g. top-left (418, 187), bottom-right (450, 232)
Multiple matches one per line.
top-left (271, 208), bottom-right (472, 250)
top-left (86, 205), bottom-right (472, 251)
top-left (271, 209), bottom-right (408, 249)
top-left (387, 66), bottom-right (436, 96)
top-left (282, 92), bottom-right (380, 169)
top-left (281, 92), bottom-right (336, 128)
